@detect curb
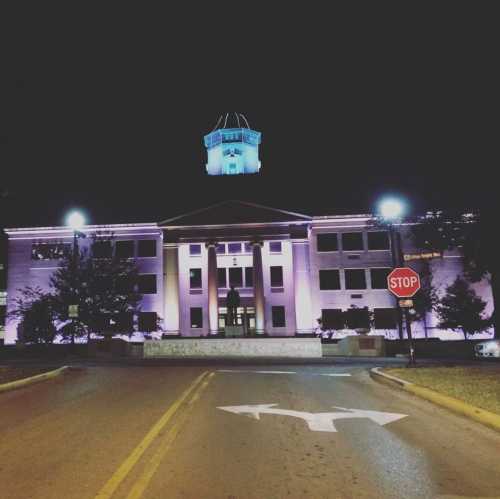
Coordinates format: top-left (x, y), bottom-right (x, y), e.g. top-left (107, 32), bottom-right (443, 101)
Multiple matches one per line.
top-left (370, 367), bottom-right (500, 434)
top-left (0, 366), bottom-right (69, 394)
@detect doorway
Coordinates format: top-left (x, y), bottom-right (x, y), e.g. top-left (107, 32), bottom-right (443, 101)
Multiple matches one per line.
top-left (218, 306), bottom-right (256, 335)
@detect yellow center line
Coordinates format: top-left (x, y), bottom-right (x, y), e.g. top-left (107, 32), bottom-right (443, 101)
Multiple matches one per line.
top-left (125, 372), bottom-right (215, 499)
top-left (94, 371), bottom-right (210, 499)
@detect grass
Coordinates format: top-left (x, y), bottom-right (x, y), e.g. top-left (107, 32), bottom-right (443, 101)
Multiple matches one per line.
top-left (0, 366), bottom-right (57, 385)
top-left (385, 366), bottom-right (500, 416)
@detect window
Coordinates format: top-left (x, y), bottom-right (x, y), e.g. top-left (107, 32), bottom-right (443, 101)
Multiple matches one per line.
top-left (370, 268), bottom-right (391, 289)
top-left (115, 240), bottom-right (134, 259)
top-left (115, 312), bottom-right (134, 333)
top-left (138, 274), bottom-right (157, 294)
top-left (218, 268), bottom-right (227, 288)
top-left (319, 269), bottom-right (341, 290)
top-left (31, 242), bottom-right (70, 260)
top-left (139, 312), bottom-right (157, 332)
top-left (374, 308), bottom-right (397, 329)
top-left (117, 275), bottom-right (134, 294)
top-left (272, 306), bottom-right (286, 327)
top-left (269, 241), bottom-right (282, 253)
top-left (342, 232), bottom-right (364, 251)
top-left (228, 243), bottom-right (242, 254)
top-left (321, 309), bottom-right (345, 330)
top-left (270, 266), bottom-right (283, 287)
top-left (190, 308), bottom-right (203, 328)
top-left (229, 267), bottom-right (243, 288)
top-left (345, 307), bottom-right (371, 329)
top-left (216, 244), bottom-right (226, 254)
top-left (190, 269), bottom-right (202, 289)
top-left (189, 244), bottom-right (202, 256)
top-left (345, 269), bottom-right (366, 289)
top-left (317, 233), bottom-right (338, 252)
top-left (244, 242), bottom-right (252, 253)
top-left (245, 267), bottom-right (253, 287)
top-left (138, 240), bottom-right (156, 257)
top-left (367, 231), bottom-right (390, 250)
top-left (92, 241), bottom-right (112, 259)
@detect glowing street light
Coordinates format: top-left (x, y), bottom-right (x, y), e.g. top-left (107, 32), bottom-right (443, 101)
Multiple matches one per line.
top-left (66, 211), bottom-right (86, 231)
top-left (379, 197), bottom-right (405, 221)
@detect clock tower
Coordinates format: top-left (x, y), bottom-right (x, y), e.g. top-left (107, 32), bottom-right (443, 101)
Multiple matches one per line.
top-left (204, 113), bottom-right (262, 176)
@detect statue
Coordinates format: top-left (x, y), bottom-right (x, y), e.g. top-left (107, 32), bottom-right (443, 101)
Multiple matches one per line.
top-left (226, 285), bottom-right (240, 326)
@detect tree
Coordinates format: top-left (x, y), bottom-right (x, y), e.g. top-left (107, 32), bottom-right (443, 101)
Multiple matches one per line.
top-left (9, 287), bottom-right (57, 344)
top-left (436, 277), bottom-right (491, 340)
top-left (409, 260), bottom-right (438, 338)
top-left (411, 209), bottom-right (498, 338)
top-left (50, 234), bottom-right (142, 343)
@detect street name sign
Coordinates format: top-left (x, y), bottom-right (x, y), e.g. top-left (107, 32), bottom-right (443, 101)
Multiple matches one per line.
top-left (387, 267), bottom-right (421, 298)
top-left (399, 299), bottom-right (414, 308)
top-left (217, 404), bottom-right (407, 433)
top-left (403, 252), bottom-right (441, 262)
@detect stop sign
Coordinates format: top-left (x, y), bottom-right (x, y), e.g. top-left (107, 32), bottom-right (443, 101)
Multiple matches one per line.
top-left (387, 267), bottom-right (421, 298)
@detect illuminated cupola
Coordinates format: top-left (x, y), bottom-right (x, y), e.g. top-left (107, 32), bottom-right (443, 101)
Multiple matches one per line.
top-left (204, 112), bottom-right (262, 176)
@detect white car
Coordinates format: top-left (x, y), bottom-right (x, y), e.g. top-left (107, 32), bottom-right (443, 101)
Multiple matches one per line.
top-left (474, 340), bottom-right (500, 358)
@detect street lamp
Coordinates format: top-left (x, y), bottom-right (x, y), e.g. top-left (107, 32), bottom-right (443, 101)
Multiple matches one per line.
top-left (377, 196), bottom-right (416, 365)
top-left (379, 197), bottom-right (405, 221)
top-left (66, 210), bottom-right (86, 259)
top-left (66, 210), bottom-right (87, 345)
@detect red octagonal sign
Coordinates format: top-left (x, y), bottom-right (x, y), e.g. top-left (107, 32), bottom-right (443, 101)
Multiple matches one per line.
top-left (387, 267), bottom-right (421, 298)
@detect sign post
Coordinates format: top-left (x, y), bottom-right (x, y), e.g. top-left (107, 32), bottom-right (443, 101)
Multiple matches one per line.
top-left (388, 268), bottom-right (421, 365)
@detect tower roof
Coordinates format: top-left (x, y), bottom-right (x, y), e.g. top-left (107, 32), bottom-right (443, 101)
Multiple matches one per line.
top-left (210, 112), bottom-right (251, 131)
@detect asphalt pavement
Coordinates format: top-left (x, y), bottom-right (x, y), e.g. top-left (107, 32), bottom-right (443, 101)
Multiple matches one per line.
top-left (1, 362), bottom-right (499, 499)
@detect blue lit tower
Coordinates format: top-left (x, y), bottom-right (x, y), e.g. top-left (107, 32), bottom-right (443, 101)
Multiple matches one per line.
top-left (204, 113), bottom-right (262, 176)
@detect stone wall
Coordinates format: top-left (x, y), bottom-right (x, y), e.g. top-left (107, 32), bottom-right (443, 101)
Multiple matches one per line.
top-left (143, 338), bottom-right (322, 358)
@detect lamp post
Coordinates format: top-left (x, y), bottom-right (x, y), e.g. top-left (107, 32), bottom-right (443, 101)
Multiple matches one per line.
top-left (378, 197), bottom-right (416, 366)
top-left (379, 198), bottom-right (405, 341)
top-left (66, 211), bottom-right (86, 344)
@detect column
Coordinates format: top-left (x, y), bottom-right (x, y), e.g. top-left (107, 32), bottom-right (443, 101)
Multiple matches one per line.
top-left (292, 239), bottom-right (314, 334)
top-left (163, 243), bottom-right (180, 335)
top-left (206, 242), bottom-right (219, 335)
top-left (252, 241), bottom-right (265, 334)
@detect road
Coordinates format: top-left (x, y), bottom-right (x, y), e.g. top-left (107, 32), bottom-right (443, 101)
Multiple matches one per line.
top-left (1, 363), bottom-right (500, 499)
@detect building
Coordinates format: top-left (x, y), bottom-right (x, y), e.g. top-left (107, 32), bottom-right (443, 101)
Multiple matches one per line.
top-left (2, 117), bottom-right (495, 344)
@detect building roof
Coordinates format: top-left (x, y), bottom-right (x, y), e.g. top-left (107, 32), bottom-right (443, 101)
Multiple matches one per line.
top-left (159, 200), bottom-right (312, 227)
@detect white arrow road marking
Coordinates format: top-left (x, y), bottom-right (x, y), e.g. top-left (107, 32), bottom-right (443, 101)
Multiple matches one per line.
top-left (217, 404), bottom-right (408, 432)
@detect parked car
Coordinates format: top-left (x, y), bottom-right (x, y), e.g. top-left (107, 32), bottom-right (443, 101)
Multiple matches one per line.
top-left (474, 340), bottom-right (500, 358)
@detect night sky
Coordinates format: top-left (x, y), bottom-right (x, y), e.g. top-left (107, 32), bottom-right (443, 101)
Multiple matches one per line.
top-left (1, 5), bottom-right (497, 229)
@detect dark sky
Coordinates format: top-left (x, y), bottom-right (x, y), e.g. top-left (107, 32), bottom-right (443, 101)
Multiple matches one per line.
top-left (1, 4), bottom-right (497, 228)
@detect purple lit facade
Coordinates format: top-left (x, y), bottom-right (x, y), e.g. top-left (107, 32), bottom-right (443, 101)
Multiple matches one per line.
top-left (3, 202), bottom-right (495, 344)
